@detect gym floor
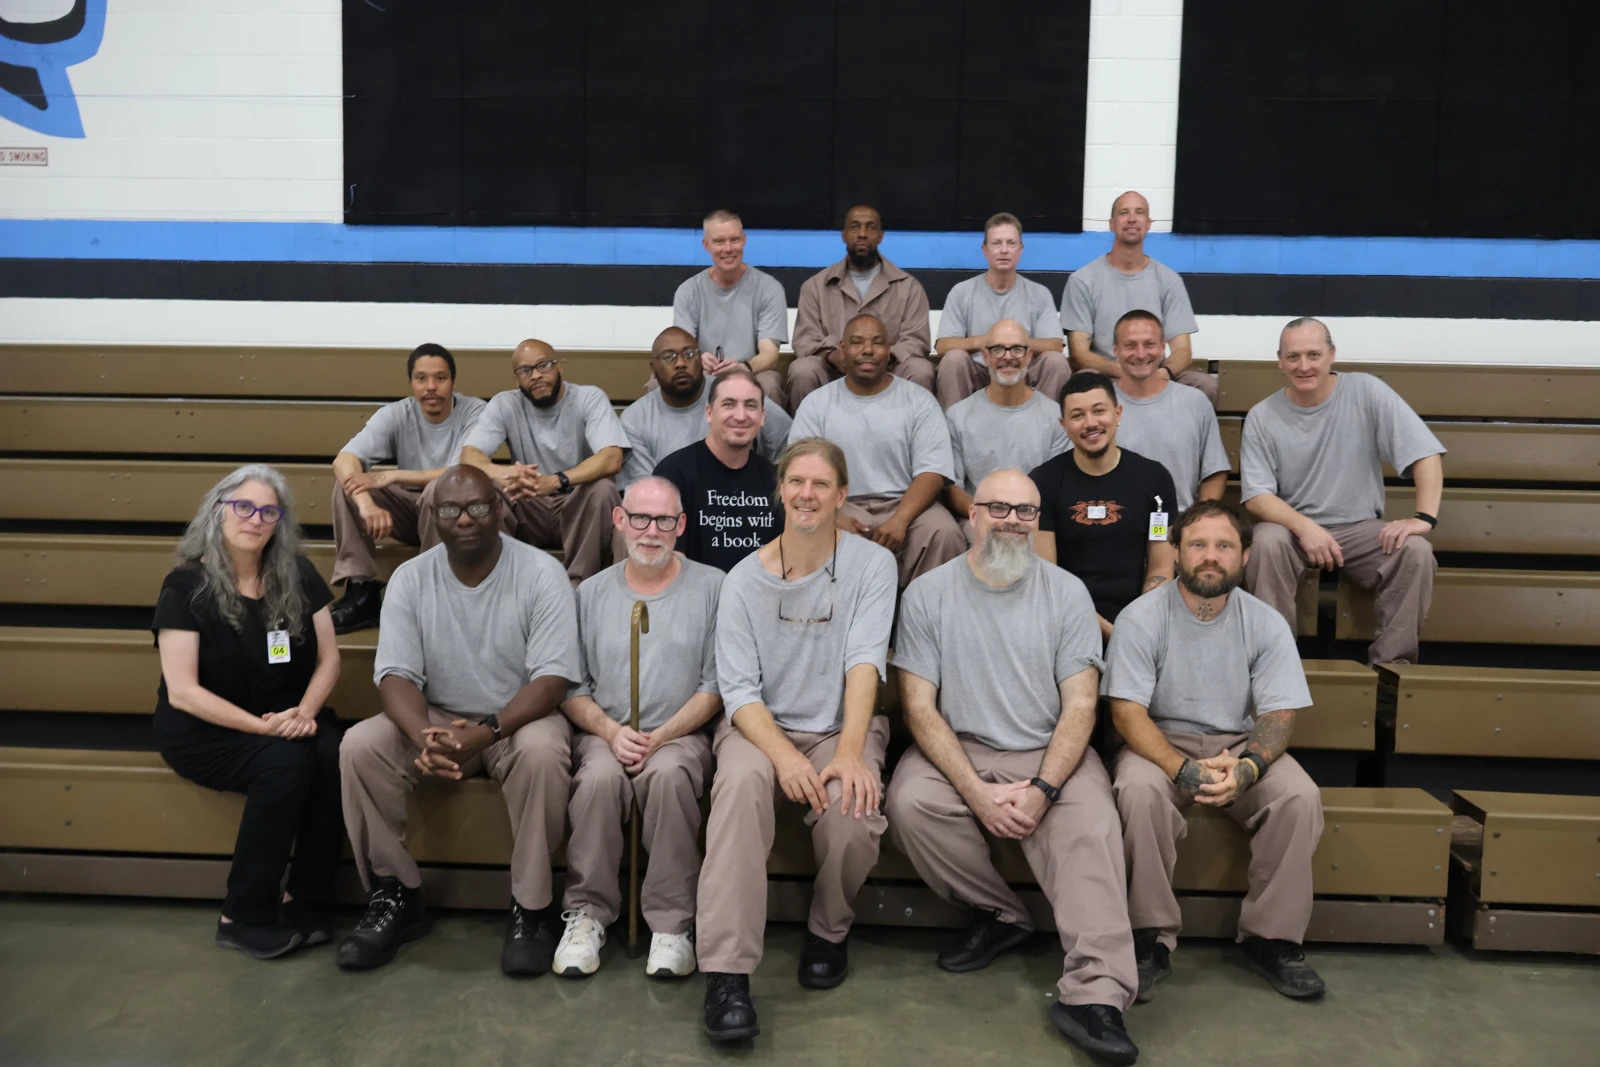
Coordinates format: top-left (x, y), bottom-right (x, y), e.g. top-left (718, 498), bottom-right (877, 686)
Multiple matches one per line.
top-left (1, 898), bottom-right (1595, 1066)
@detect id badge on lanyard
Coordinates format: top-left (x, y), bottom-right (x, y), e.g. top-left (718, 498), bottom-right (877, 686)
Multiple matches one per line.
top-left (267, 627), bottom-right (291, 665)
top-left (1148, 495), bottom-right (1169, 542)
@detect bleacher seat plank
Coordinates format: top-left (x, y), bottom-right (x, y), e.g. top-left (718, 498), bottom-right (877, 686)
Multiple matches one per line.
top-left (1451, 790), bottom-right (1600, 908)
top-left (1379, 664), bottom-right (1600, 760)
top-left (0, 459), bottom-right (335, 523)
top-left (1217, 362), bottom-right (1600, 419)
top-left (1338, 568), bottom-right (1600, 646)
top-left (0, 343), bottom-right (655, 404)
top-left (1381, 487), bottom-right (1600, 555)
top-left (0, 397), bottom-right (383, 457)
top-left (1297, 660), bottom-right (1378, 749)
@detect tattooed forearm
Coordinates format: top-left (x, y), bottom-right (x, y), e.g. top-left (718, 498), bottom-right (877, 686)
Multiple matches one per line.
top-left (1244, 709), bottom-right (1296, 766)
top-left (1143, 574), bottom-right (1170, 592)
top-left (1174, 759), bottom-right (1218, 800)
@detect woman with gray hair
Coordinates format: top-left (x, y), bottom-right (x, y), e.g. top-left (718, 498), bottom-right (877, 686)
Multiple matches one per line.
top-left (153, 464), bottom-right (344, 959)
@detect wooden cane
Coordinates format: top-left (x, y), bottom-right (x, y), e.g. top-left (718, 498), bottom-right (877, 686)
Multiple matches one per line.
top-left (625, 600), bottom-right (650, 958)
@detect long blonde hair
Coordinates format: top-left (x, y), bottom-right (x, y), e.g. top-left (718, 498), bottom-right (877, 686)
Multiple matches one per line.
top-left (173, 464), bottom-right (309, 637)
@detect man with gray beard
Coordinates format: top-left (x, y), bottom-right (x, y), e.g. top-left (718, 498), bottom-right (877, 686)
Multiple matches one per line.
top-left (885, 469), bottom-right (1140, 1066)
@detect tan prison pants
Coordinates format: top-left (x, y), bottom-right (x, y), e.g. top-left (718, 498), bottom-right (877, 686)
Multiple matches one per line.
top-left (886, 740), bottom-right (1138, 1009)
top-left (1112, 730), bottom-right (1323, 951)
top-left (840, 496), bottom-right (966, 590)
top-left (562, 732), bottom-right (713, 935)
top-left (1245, 517), bottom-right (1435, 665)
top-left (505, 478), bottom-right (621, 586)
top-left (330, 482), bottom-right (437, 586)
top-left (933, 350), bottom-right (1073, 410)
top-left (340, 710), bottom-right (573, 911)
top-left (786, 353), bottom-right (935, 413)
top-left (695, 715), bottom-right (892, 974)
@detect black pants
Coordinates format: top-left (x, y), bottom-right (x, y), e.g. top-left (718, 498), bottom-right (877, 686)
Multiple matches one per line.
top-left (160, 710), bottom-right (345, 926)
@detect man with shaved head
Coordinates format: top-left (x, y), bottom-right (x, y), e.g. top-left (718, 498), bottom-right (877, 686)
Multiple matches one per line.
top-left (556, 476), bottom-right (725, 980)
top-left (1061, 191), bottom-right (1216, 405)
top-left (619, 326), bottom-right (791, 492)
top-left (943, 319), bottom-right (1069, 539)
top-left (672, 210), bottom-right (792, 407)
top-left (460, 338), bottom-right (630, 585)
top-left (886, 469), bottom-right (1140, 1065)
top-left (339, 465), bottom-right (581, 978)
top-left (790, 313), bottom-right (964, 588)
top-left (789, 204), bottom-right (935, 412)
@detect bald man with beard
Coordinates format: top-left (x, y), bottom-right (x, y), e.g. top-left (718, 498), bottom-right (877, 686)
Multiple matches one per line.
top-left (886, 469), bottom-right (1139, 1065)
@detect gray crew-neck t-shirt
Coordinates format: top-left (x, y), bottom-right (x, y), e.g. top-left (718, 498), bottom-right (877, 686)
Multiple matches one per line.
top-left (1240, 372), bottom-right (1445, 527)
top-left (946, 390), bottom-right (1069, 496)
top-left (463, 384), bottom-right (630, 473)
top-left (937, 274), bottom-right (1061, 358)
top-left (716, 532), bottom-right (897, 733)
top-left (1115, 382), bottom-right (1230, 513)
top-left (617, 379), bottom-right (792, 490)
top-left (1060, 255), bottom-right (1199, 358)
top-left (894, 556), bottom-right (1103, 751)
top-left (671, 266), bottom-right (790, 363)
top-left (569, 559), bottom-right (724, 731)
top-left (374, 535), bottom-right (580, 717)
top-left (341, 395), bottom-right (488, 472)
top-left (1102, 582), bottom-right (1311, 736)
top-left (848, 264), bottom-right (881, 300)
top-left (789, 376), bottom-right (954, 499)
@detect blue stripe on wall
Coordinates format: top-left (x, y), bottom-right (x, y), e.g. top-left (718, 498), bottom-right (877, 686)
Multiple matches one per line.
top-left (0, 220), bottom-right (1596, 278)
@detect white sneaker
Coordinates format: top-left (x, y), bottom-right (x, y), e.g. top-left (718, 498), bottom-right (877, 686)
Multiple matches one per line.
top-left (553, 910), bottom-right (605, 977)
top-left (645, 930), bottom-right (696, 978)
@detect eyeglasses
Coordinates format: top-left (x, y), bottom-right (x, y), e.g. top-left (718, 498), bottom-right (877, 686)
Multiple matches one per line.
top-left (513, 359), bottom-right (563, 379)
top-left (624, 511), bottom-right (683, 531)
top-left (776, 532), bottom-right (837, 623)
top-left (223, 499), bottom-right (282, 523)
top-left (434, 502), bottom-right (496, 521)
top-left (984, 344), bottom-right (1029, 359)
top-left (777, 598), bottom-right (835, 624)
top-left (974, 500), bottom-right (1041, 521)
top-left (652, 349), bottom-right (698, 366)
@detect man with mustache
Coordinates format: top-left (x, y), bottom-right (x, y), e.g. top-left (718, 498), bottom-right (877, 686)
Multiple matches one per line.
top-left (790, 313), bottom-right (965, 589)
top-left (460, 338), bottom-right (630, 586)
top-left (556, 477), bottom-right (725, 981)
top-left (697, 438), bottom-right (897, 1043)
top-left (672, 210), bottom-right (791, 408)
top-left (934, 212), bottom-right (1071, 409)
top-left (1104, 500), bottom-right (1326, 1002)
top-left (886, 469), bottom-right (1140, 1066)
top-left (1029, 371), bottom-right (1178, 639)
top-left (944, 319), bottom-right (1070, 541)
top-left (788, 204), bottom-right (935, 412)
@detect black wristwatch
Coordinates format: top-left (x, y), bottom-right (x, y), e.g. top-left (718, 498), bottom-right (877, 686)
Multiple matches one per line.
top-left (1029, 777), bottom-right (1061, 803)
top-left (1414, 511), bottom-right (1437, 528)
top-left (557, 471), bottom-right (572, 491)
top-left (482, 714), bottom-right (502, 740)
top-left (1238, 752), bottom-right (1267, 782)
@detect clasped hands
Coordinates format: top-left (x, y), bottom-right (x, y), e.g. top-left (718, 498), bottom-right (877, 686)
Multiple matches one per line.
top-left (609, 725), bottom-right (661, 776)
top-left (1182, 753), bottom-right (1258, 808)
top-left (838, 511), bottom-right (910, 553)
top-left (259, 704), bottom-right (319, 739)
top-left (776, 750), bottom-right (880, 820)
top-left (969, 780), bottom-right (1050, 840)
top-left (413, 719), bottom-right (495, 779)
top-left (497, 462), bottom-right (562, 502)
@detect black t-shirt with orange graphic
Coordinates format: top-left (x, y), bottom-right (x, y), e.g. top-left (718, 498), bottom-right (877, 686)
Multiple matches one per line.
top-left (1029, 448), bottom-right (1177, 622)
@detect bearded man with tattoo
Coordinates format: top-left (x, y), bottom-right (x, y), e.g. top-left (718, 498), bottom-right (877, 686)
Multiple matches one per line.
top-left (1103, 500), bottom-right (1326, 1001)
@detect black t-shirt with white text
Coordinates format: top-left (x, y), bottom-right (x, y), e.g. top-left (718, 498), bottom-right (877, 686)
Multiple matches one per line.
top-left (655, 440), bottom-right (783, 572)
top-left (1029, 448), bottom-right (1177, 622)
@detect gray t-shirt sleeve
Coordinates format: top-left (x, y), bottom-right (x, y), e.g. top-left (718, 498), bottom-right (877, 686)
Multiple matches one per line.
top-left (1159, 266), bottom-right (1199, 337)
top-left (715, 577), bottom-right (764, 715)
top-left (525, 572), bottom-right (582, 684)
top-left (946, 411), bottom-right (968, 494)
top-left (1060, 270), bottom-right (1096, 337)
top-left (1029, 285), bottom-right (1061, 341)
top-left (341, 402), bottom-right (402, 468)
top-left (462, 393), bottom-right (511, 457)
top-left (755, 273), bottom-right (790, 345)
top-left (788, 394), bottom-right (823, 445)
top-left (1101, 607), bottom-right (1160, 706)
top-left (757, 400), bottom-right (793, 461)
top-left (910, 393), bottom-right (956, 481)
top-left (1237, 409), bottom-right (1279, 503)
top-left (1200, 407), bottom-right (1233, 480)
top-left (937, 284), bottom-right (970, 341)
top-left (697, 583), bottom-right (722, 695)
top-left (1055, 577), bottom-right (1105, 683)
top-left (672, 276), bottom-right (700, 335)
top-left (372, 565), bottom-right (426, 690)
top-left (889, 581), bottom-right (940, 687)
top-left (1366, 377), bottom-right (1445, 476)
top-left (617, 405), bottom-right (653, 491)
top-left (845, 544), bottom-right (897, 681)
top-left (567, 583), bottom-right (598, 700)
top-left (1249, 608), bottom-right (1313, 713)
top-left (581, 388), bottom-right (632, 455)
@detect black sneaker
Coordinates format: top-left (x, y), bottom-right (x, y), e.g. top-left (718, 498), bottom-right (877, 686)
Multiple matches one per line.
top-left (336, 877), bottom-right (431, 970)
top-left (331, 580), bottom-right (383, 634)
top-left (937, 910), bottom-right (1032, 973)
top-left (797, 931), bottom-right (848, 989)
top-left (215, 919), bottom-right (303, 960)
top-left (501, 902), bottom-right (560, 977)
top-left (1049, 1002), bottom-right (1140, 1065)
top-left (704, 972), bottom-right (760, 1042)
top-left (1133, 928), bottom-right (1171, 1003)
top-left (281, 899), bottom-right (334, 948)
top-left (1239, 937), bottom-right (1326, 999)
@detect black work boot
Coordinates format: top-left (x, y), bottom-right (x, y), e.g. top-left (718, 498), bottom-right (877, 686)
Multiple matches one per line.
top-left (703, 972), bottom-right (760, 1041)
top-left (331, 579), bottom-right (383, 634)
top-left (336, 877), bottom-right (430, 970)
top-left (1133, 928), bottom-right (1171, 1003)
top-left (937, 909), bottom-right (1032, 973)
top-left (798, 931), bottom-right (848, 989)
top-left (1240, 937), bottom-right (1327, 999)
top-left (1049, 1002), bottom-right (1140, 1065)
top-left (501, 902), bottom-right (560, 977)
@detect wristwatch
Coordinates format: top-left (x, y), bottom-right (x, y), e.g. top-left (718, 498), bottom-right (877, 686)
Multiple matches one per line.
top-left (557, 471), bottom-right (572, 491)
top-left (1029, 776), bottom-right (1061, 803)
top-left (1238, 752), bottom-right (1267, 782)
top-left (482, 714), bottom-right (502, 740)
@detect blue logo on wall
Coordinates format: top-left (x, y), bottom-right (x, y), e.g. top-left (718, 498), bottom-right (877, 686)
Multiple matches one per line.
top-left (0, 0), bottom-right (107, 138)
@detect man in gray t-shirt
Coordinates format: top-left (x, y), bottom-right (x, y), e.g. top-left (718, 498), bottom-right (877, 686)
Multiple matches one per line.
top-left (1103, 500), bottom-right (1326, 1002)
top-left (460, 337), bottom-right (630, 586)
top-left (1240, 318), bottom-right (1446, 665)
top-left (1111, 310), bottom-right (1230, 513)
top-left (339, 465), bottom-right (581, 977)
top-left (556, 476), bottom-right (724, 979)
top-left (1060, 191), bottom-right (1215, 405)
top-left (790, 313), bottom-right (965, 588)
top-left (673, 210), bottom-right (792, 409)
top-left (328, 343), bottom-right (488, 633)
top-left (885, 470), bottom-right (1140, 1060)
top-left (933, 213), bottom-right (1070, 409)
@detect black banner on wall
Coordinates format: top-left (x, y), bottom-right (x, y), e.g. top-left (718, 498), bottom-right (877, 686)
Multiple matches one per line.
top-left (343, 0), bottom-right (1090, 231)
top-left (1174, 0), bottom-right (1600, 239)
